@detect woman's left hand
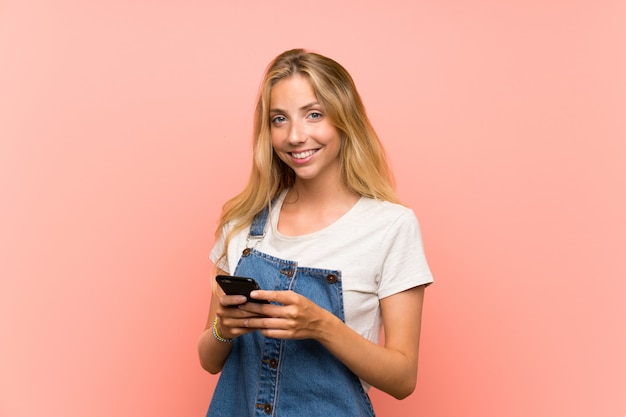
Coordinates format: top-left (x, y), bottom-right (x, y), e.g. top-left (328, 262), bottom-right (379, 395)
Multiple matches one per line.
top-left (236, 290), bottom-right (333, 340)
top-left (240, 285), bottom-right (427, 400)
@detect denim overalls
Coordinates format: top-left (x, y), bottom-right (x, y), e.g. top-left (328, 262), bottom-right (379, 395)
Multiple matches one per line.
top-left (207, 205), bottom-right (376, 417)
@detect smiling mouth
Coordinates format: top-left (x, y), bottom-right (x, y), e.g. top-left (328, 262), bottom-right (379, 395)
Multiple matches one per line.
top-left (290, 149), bottom-right (317, 159)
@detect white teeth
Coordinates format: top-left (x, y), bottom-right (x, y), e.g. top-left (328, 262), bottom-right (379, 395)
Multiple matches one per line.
top-left (291, 150), bottom-right (316, 159)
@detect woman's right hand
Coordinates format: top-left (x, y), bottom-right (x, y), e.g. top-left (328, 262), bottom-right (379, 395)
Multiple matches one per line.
top-left (214, 293), bottom-right (266, 340)
top-left (199, 269), bottom-right (259, 374)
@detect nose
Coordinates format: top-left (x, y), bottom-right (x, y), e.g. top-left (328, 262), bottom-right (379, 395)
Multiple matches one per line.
top-left (287, 120), bottom-right (306, 145)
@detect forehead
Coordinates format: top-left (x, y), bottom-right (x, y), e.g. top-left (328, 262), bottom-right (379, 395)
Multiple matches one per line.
top-left (270, 74), bottom-right (317, 105)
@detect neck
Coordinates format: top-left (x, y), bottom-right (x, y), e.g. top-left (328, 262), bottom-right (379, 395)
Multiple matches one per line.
top-left (286, 178), bottom-right (359, 208)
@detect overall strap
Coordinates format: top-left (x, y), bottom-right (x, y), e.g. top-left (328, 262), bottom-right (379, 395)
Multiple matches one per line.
top-left (248, 204), bottom-right (271, 238)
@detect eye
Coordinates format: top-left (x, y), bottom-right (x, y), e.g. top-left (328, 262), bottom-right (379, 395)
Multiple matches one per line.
top-left (271, 115), bottom-right (287, 125)
top-left (307, 111), bottom-right (323, 120)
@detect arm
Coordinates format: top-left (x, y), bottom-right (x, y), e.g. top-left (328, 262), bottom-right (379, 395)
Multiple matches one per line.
top-left (197, 268), bottom-right (233, 374)
top-left (240, 284), bottom-right (427, 399)
top-left (197, 268), bottom-right (265, 374)
top-left (330, 285), bottom-right (426, 399)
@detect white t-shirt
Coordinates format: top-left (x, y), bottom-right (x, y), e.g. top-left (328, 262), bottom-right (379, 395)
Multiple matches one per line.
top-left (210, 191), bottom-right (434, 347)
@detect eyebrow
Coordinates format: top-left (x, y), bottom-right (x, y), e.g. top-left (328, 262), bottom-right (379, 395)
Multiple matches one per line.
top-left (269, 102), bottom-right (320, 114)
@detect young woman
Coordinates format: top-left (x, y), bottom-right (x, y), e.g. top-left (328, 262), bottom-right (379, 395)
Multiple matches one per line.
top-left (198, 49), bottom-right (433, 417)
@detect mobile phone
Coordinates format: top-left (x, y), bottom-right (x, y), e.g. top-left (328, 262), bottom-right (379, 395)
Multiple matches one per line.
top-left (216, 275), bottom-right (269, 304)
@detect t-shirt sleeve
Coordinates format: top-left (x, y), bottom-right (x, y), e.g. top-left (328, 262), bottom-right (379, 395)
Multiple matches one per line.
top-left (209, 225), bottom-right (229, 273)
top-left (377, 210), bottom-right (434, 299)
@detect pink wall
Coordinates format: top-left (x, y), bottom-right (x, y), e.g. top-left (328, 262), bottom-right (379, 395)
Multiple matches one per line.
top-left (1, 1), bottom-right (624, 416)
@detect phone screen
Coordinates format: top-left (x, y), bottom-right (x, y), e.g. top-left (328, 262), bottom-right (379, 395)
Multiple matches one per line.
top-left (216, 275), bottom-right (269, 304)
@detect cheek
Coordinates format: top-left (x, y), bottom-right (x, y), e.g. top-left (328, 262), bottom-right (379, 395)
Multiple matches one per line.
top-left (322, 126), bottom-right (342, 147)
top-left (270, 126), bottom-right (285, 146)
top-left (270, 130), bottom-right (281, 148)
top-left (270, 138), bottom-right (288, 161)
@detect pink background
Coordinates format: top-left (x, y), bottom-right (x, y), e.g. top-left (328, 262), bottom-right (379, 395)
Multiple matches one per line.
top-left (1, 1), bottom-right (624, 416)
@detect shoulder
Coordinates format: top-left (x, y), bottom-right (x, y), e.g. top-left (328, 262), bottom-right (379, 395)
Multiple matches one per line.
top-left (355, 198), bottom-right (419, 227)
top-left (355, 199), bottom-right (428, 254)
top-left (330, 198), bottom-right (423, 248)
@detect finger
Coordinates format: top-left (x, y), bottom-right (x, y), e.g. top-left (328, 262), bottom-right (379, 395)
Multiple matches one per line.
top-left (237, 301), bottom-right (283, 318)
top-left (220, 294), bottom-right (248, 307)
top-left (218, 305), bottom-right (266, 321)
top-left (244, 316), bottom-right (287, 331)
top-left (250, 290), bottom-right (296, 305)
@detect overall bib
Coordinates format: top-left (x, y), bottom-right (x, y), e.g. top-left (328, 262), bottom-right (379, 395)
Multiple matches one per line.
top-left (207, 206), bottom-right (375, 417)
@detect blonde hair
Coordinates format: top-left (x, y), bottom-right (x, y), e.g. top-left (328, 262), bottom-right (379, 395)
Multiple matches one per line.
top-left (215, 49), bottom-right (398, 262)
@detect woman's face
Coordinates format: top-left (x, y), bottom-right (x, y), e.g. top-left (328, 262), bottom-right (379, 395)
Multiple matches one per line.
top-left (269, 74), bottom-right (342, 186)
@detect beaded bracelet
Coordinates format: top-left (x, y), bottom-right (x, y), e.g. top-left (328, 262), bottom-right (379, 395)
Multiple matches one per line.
top-left (212, 317), bottom-right (232, 343)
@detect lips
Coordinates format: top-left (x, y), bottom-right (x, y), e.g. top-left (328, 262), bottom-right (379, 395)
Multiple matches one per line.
top-left (290, 149), bottom-right (317, 159)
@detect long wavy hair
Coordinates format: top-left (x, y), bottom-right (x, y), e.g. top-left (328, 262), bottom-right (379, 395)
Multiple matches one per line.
top-left (215, 49), bottom-right (398, 263)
